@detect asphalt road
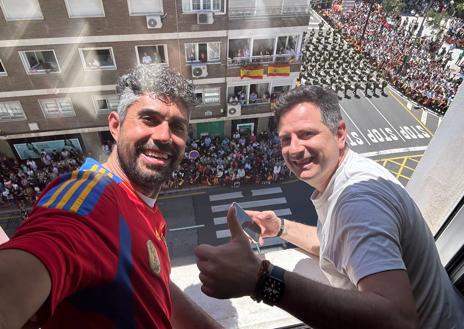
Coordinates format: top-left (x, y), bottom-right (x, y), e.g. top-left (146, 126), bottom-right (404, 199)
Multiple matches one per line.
top-left (340, 87), bottom-right (439, 156)
top-left (160, 180), bottom-right (317, 265)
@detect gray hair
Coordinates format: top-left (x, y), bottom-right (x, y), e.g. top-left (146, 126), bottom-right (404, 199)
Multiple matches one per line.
top-left (275, 85), bottom-right (342, 134)
top-left (116, 64), bottom-right (195, 122)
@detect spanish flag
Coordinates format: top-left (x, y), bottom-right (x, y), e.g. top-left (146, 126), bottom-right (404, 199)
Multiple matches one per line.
top-left (268, 64), bottom-right (290, 76)
top-left (240, 66), bottom-right (264, 79)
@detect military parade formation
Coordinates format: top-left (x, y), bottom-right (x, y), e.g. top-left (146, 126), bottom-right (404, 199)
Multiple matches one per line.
top-left (299, 26), bottom-right (388, 99)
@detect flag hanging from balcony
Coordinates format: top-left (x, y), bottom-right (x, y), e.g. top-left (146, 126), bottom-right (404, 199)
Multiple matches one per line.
top-left (267, 64), bottom-right (291, 76)
top-left (240, 66), bottom-right (264, 79)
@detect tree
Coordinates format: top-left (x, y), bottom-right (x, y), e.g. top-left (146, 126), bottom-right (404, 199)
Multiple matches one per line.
top-left (426, 10), bottom-right (449, 32)
top-left (381, 0), bottom-right (405, 15)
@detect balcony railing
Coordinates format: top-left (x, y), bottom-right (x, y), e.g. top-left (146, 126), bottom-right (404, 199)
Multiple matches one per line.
top-left (229, 5), bottom-right (311, 17)
top-left (228, 54), bottom-right (301, 66)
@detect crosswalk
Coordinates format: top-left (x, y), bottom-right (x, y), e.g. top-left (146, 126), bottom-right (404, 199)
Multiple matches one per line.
top-left (209, 187), bottom-right (293, 248)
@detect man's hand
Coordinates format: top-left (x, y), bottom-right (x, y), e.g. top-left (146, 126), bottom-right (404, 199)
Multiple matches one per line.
top-left (244, 210), bottom-right (281, 245)
top-left (195, 206), bottom-right (261, 299)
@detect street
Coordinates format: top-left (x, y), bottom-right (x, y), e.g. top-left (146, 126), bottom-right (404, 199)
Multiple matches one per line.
top-left (159, 180), bottom-right (317, 265)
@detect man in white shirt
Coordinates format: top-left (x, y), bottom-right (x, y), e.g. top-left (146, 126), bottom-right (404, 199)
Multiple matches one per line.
top-left (142, 52), bottom-right (152, 64)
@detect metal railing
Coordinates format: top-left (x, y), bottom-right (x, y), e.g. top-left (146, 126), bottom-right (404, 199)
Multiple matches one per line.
top-left (229, 5), bottom-right (310, 17)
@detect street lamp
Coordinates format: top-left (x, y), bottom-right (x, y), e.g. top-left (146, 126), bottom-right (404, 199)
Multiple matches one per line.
top-left (416, 0), bottom-right (434, 38)
top-left (360, 0), bottom-right (375, 42)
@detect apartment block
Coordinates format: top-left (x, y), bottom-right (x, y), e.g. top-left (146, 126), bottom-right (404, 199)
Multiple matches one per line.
top-left (0, 0), bottom-right (318, 160)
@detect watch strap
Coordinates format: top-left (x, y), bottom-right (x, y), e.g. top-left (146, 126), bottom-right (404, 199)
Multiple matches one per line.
top-left (262, 265), bottom-right (285, 305)
top-left (276, 217), bottom-right (285, 237)
top-left (252, 261), bottom-right (285, 306)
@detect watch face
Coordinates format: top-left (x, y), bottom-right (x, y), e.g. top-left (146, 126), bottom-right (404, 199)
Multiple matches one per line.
top-left (262, 277), bottom-right (284, 305)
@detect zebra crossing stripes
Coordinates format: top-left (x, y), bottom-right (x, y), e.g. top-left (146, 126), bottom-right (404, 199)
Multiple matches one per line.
top-left (208, 191), bottom-right (243, 202)
top-left (209, 188), bottom-right (292, 247)
top-left (213, 208), bottom-right (292, 226)
top-left (251, 187), bottom-right (282, 196)
top-left (211, 197), bottom-right (287, 213)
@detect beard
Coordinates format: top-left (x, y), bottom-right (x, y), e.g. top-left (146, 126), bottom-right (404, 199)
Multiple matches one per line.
top-left (117, 139), bottom-right (183, 192)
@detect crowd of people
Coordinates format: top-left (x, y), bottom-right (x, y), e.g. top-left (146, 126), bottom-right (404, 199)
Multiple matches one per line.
top-left (0, 131), bottom-right (290, 208)
top-left (0, 149), bottom-right (84, 210)
top-left (319, 0), bottom-right (463, 115)
top-left (164, 130), bottom-right (290, 190)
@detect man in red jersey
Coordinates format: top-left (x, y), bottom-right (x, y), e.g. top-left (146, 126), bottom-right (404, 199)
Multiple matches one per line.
top-left (0, 65), bottom-right (221, 329)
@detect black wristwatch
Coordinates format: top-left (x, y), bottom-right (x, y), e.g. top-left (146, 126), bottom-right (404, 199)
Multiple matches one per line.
top-left (253, 261), bottom-right (286, 306)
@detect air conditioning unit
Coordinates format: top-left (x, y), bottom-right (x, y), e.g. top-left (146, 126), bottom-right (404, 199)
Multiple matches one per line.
top-left (197, 12), bottom-right (214, 24)
top-left (146, 15), bottom-right (162, 29)
top-left (227, 103), bottom-right (241, 117)
top-left (191, 64), bottom-right (208, 78)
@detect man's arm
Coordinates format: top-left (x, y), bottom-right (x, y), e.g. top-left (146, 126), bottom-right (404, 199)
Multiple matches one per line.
top-left (246, 210), bottom-right (320, 256)
top-left (0, 249), bottom-right (50, 329)
top-left (196, 207), bottom-right (419, 329)
top-left (278, 269), bottom-right (419, 329)
top-left (169, 281), bottom-right (223, 329)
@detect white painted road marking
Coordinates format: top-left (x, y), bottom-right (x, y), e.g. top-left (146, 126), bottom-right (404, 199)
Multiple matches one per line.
top-left (363, 94), bottom-right (406, 142)
top-left (216, 228), bottom-right (285, 247)
top-left (251, 187), bottom-right (283, 196)
top-left (213, 208), bottom-right (292, 225)
top-left (360, 146), bottom-right (427, 158)
top-left (170, 224), bottom-right (205, 232)
top-left (211, 197), bottom-right (287, 213)
top-left (209, 191), bottom-right (243, 202)
top-left (340, 104), bottom-right (371, 146)
top-left (421, 111), bottom-right (427, 125)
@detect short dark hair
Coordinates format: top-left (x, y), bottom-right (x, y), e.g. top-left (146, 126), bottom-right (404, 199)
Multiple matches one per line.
top-left (275, 85), bottom-right (342, 134)
top-left (116, 64), bottom-right (194, 122)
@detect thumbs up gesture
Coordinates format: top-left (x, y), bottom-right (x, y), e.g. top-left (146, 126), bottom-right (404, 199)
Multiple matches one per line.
top-left (195, 205), bottom-right (261, 299)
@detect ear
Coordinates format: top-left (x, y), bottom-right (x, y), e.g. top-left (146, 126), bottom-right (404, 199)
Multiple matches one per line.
top-left (336, 120), bottom-right (347, 149)
top-left (108, 112), bottom-right (121, 143)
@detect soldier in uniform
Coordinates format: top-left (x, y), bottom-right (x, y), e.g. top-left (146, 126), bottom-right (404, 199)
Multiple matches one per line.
top-left (365, 79), bottom-right (372, 97)
top-left (344, 78), bottom-right (352, 98)
top-left (381, 79), bottom-right (388, 96)
top-left (353, 79), bottom-right (361, 98)
top-left (372, 79), bottom-right (380, 96)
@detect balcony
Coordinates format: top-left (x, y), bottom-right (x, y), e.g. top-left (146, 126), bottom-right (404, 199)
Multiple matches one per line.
top-left (229, 5), bottom-right (311, 18)
top-left (228, 54), bottom-right (301, 67)
top-left (171, 248), bottom-right (326, 328)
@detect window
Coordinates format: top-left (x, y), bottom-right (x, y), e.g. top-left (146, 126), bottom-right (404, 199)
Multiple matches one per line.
top-left (93, 95), bottom-right (119, 115)
top-left (229, 0), bottom-right (310, 17)
top-left (228, 83), bottom-right (270, 106)
top-left (275, 35), bottom-right (300, 62)
top-left (249, 83), bottom-right (270, 104)
top-left (0, 0), bottom-right (43, 20)
top-left (39, 98), bottom-right (75, 118)
top-left (195, 88), bottom-right (220, 105)
top-left (182, 0), bottom-right (221, 12)
top-left (127, 0), bottom-right (163, 15)
top-left (229, 35), bottom-right (301, 65)
top-left (282, 0), bottom-right (311, 14)
top-left (228, 85), bottom-right (248, 105)
top-left (251, 38), bottom-right (275, 63)
top-left (135, 45), bottom-right (168, 64)
top-left (256, 0), bottom-right (282, 16)
top-left (228, 38), bottom-right (251, 64)
top-left (19, 50), bottom-right (60, 74)
top-left (271, 84), bottom-right (290, 96)
top-left (64, 0), bottom-right (105, 18)
top-left (0, 59), bottom-right (6, 76)
top-left (0, 101), bottom-right (26, 121)
top-left (185, 42), bottom-right (220, 63)
top-left (79, 48), bottom-right (116, 70)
